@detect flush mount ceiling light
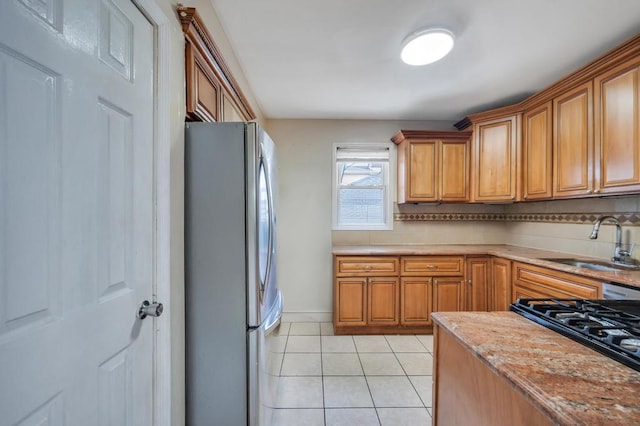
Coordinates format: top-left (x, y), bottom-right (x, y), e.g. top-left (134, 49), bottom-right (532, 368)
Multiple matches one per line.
top-left (401, 28), bottom-right (455, 66)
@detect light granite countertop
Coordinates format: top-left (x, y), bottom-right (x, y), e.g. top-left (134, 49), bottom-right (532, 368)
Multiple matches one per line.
top-left (332, 244), bottom-right (640, 289)
top-left (431, 311), bottom-right (640, 425)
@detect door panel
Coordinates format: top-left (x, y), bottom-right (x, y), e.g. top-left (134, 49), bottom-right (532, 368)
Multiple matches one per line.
top-left (400, 277), bottom-right (432, 325)
top-left (335, 277), bottom-right (367, 325)
top-left (0, 1), bottom-right (155, 424)
top-left (440, 140), bottom-right (469, 201)
top-left (473, 116), bottom-right (518, 201)
top-left (523, 102), bottom-right (553, 200)
top-left (433, 278), bottom-right (464, 312)
top-left (490, 258), bottom-right (512, 311)
top-left (553, 82), bottom-right (594, 197)
top-left (408, 141), bottom-right (438, 200)
top-left (465, 258), bottom-right (489, 311)
top-left (368, 277), bottom-right (399, 325)
top-left (595, 59), bottom-right (640, 193)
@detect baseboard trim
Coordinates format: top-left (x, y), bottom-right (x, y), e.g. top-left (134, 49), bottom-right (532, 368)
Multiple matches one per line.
top-left (282, 312), bottom-right (332, 323)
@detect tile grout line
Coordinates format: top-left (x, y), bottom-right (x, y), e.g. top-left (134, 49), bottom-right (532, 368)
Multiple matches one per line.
top-left (385, 335), bottom-right (431, 415)
top-left (356, 337), bottom-right (384, 425)
top-left (319, 327), bottom-right (327, 426)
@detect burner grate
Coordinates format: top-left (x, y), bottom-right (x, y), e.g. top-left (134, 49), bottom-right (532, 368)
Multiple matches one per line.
top-left (511, 298), bottom-right (640, 372)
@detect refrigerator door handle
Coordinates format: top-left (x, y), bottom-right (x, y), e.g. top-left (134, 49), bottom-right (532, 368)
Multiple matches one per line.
top-left (259, 150), bottom-right (275, 299)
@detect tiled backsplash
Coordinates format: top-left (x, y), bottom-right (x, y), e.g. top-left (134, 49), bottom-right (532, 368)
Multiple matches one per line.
top-left (395, 196), bottom-right (640, 225)
top-left (395, 212), bottom-right (640, 225)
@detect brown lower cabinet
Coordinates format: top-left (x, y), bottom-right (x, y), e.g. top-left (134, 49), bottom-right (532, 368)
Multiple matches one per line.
top-left (465, 257), bottom-right (490, 311)
top-left (334, 254), bottom-right (603, 334)
top-left (465, 256), bottom-right (512, 312)
top-left (334, 255), bottom-right (464, 334)
top-left (367, 277), bottom-right (399, 325)
top-left (512, 261), bottom-right (601, 300)
top-left (400, 277), bottom-right (433, 326)
top-left (490, 257), bottom-right (512, 310)
top-left (433, 278), bottom-right (465, 312)
top-left (434, 324), bottom-right (553, 425)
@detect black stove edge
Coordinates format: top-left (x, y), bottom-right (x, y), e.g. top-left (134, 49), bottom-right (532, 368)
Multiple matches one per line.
top-left (510, 304), bottom-right (640, 373)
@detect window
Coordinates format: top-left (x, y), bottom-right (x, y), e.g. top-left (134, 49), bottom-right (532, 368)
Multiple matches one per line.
top-left (332, 143), bottom-right (395, 230)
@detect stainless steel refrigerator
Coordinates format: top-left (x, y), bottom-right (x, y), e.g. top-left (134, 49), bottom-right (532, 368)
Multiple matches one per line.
top-left (185, 122), bottom-right (283, 425)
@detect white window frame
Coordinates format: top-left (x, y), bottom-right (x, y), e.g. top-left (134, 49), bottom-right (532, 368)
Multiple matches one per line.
top-left (332, 142), bottom-right (396, 231)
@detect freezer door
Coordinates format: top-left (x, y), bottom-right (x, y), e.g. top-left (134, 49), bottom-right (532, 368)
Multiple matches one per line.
top-left (248, 291), bottom-right (283, 426)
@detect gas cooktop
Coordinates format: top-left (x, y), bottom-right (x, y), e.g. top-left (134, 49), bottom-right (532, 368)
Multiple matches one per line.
top-left (511, 298), bottom-right (640, 372)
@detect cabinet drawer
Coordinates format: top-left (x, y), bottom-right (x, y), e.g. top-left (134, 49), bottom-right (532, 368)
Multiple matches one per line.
top-left (512, 262), bottom-right (601, 299)
top-left (335, 256), bottom-right (399, 277)
top-left (401, 256), bottom-right (464, 276)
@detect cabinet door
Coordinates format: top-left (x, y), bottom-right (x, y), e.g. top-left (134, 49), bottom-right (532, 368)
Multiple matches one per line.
top-left (407, 140), bottom-right (438, 202)
top-left (472, 115), bottom-right (519, 201)
top-left (441, 139), bottom-right (470, 201)
top-left (490, 258), bottom-right (512, 311)
top-left (465, 258), bottom-right (490, 311)
top-left (522, 102), bottom-right (553, 200)
top-left (334, 277), bottom-right (367, 326)
top-left (221, 89), bottom-right (245, 122)
top-left (185, 41), bottom-right (220, 122)
top-left (594, 57), bottom-right (640, 194)
top-left (433, 278), bottom-right (464, 312)
top-left (553, 82), bottom-right (594, 197)
top-left (368, 277), bottom-right (399, 325)
top-left (400, 277), bottom-right (433, 326)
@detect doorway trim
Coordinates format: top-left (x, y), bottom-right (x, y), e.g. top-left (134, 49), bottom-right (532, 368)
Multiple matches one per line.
top-left (129, 1), bottom-right (174, 425)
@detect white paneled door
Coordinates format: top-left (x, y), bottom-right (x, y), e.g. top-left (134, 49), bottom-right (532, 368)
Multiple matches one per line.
top-left (0, 0), bottom-right (156, 425)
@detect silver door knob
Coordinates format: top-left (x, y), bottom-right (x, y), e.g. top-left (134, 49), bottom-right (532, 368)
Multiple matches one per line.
top-left (137, 300), bottom-right (164, 319)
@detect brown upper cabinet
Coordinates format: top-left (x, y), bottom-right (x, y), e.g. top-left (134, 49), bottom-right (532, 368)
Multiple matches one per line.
top-left (594, 55), bottom-right (640, 194)
top-left (471, 114), bottom-right (521, 202)
top-left (452, 33), bottom-right (640, 203)
top-left (393, 130), bottom-right (472, 203)
top-left (553, 82), bottom-right (594, 198)
top-left (522, 102), bottom-right (553, 200)
top-left (178, 7), bottom-right (255, 122)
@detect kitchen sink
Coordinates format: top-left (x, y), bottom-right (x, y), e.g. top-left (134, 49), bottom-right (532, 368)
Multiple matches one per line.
top-left (541, 258), bottom-right (640, 272)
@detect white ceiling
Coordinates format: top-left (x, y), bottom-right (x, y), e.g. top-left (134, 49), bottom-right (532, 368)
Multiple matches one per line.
top-left (210, 0), bottom-right (640, 121)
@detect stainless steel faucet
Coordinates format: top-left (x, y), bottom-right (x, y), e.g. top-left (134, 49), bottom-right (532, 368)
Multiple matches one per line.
top-left (589, 215), bottom-right (634, 264)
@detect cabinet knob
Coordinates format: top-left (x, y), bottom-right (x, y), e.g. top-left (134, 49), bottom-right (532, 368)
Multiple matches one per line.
top-left (523, 194), bottom-right (528, 199)
top-left (594, 189), bottom-right (601, 194)
top-left (587, 189), bottom-right (593, 194)
top-left (426, 264), bottom-right (437, 269)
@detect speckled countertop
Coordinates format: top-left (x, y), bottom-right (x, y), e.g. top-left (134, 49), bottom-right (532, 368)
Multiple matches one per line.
top-left (431, 311), bottom-right (640, 425)
top-left (332, 244), bottom-right (640, 289)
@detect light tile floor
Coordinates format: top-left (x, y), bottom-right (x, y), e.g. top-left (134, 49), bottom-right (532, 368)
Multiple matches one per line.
top-left (271, 322), bottom-right (433, 425)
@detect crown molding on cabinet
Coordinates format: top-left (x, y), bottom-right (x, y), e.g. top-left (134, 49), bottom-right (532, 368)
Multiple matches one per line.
top-left (178, 6), bottom-right (256, 121)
